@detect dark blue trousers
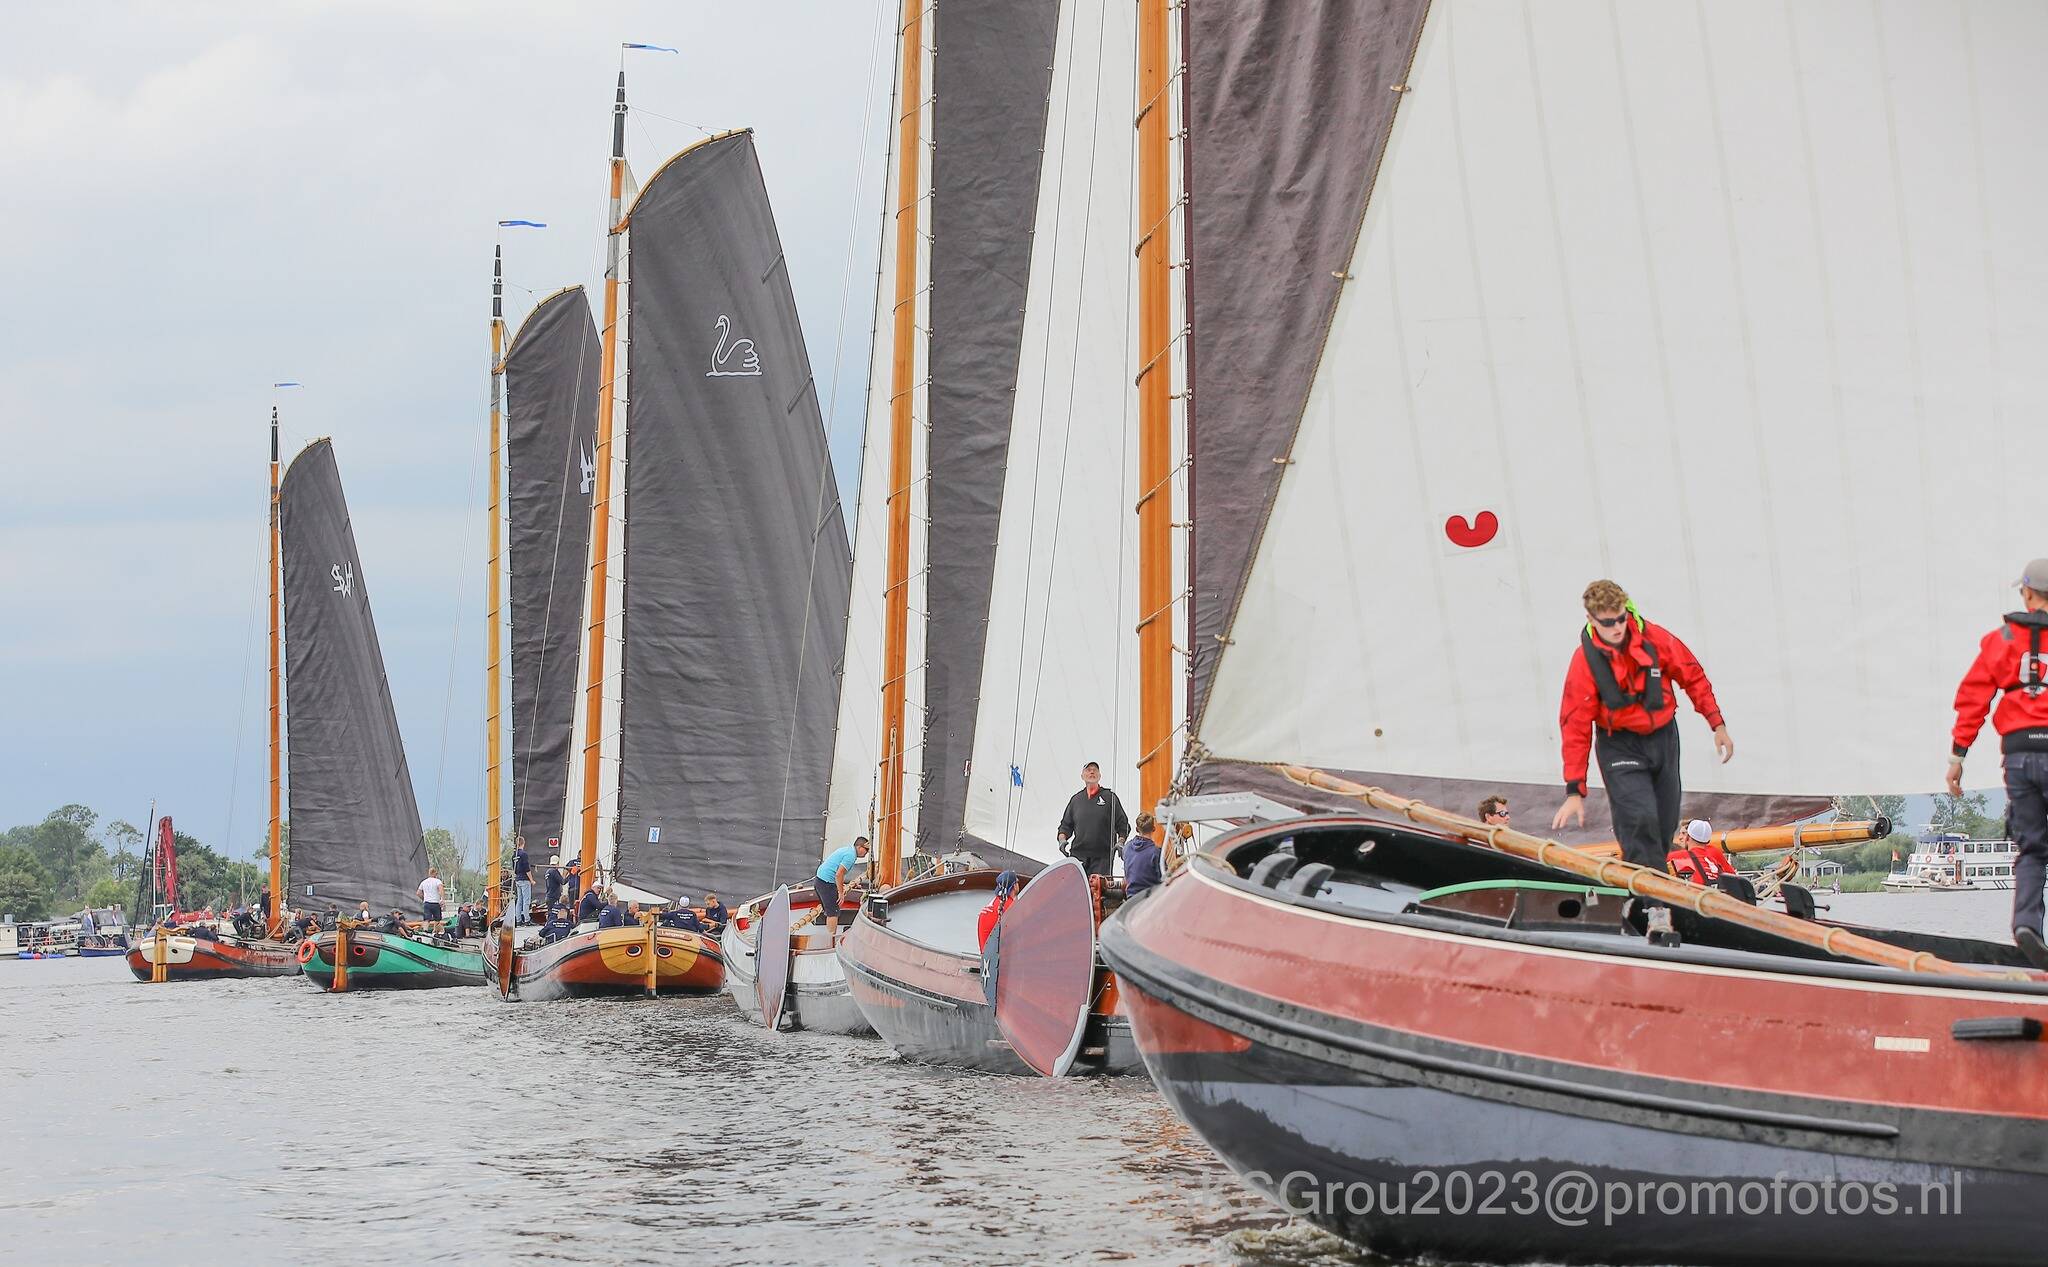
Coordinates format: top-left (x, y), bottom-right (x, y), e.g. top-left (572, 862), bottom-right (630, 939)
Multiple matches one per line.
top-left (2006, 752), bottom-right (2048, 940)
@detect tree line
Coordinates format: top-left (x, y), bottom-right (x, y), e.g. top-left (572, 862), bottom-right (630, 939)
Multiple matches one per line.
top-left (0, 804), bottom-right (485, 922)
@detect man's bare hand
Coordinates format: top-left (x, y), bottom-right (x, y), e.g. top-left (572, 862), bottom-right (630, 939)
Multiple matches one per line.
top-left (1713, 726), bottom-right (1735, 764)
top-left (1946, 758), bottom-right (1964, 797)
top-left (1552, 795), bottom-right (1585, 831)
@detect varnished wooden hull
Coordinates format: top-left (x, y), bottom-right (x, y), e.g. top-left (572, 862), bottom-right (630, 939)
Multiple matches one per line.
top-left (125, 932), bottom-right (302, 981)
top-left (482, 924), bottom-right (724, 1000)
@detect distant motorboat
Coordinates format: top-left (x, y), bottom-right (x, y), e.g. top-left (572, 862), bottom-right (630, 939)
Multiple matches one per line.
top-left (1883, 834), bottom-right (2019, 892)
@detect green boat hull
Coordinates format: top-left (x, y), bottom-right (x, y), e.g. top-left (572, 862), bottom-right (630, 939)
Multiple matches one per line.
top-left (300, 929), bottom-right (486, 991)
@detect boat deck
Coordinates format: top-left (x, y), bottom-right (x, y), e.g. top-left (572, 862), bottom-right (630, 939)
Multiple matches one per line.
top-left (881, 889), bottom-right (989, 956)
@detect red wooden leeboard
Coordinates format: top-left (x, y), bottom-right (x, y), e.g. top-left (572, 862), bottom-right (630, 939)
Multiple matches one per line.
top-left (994, 859), bottom-right (1097, 1077)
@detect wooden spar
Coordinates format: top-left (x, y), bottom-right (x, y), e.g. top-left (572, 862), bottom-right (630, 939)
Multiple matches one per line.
top-left (1274, 765), bottom-right (2014, 980)
top-left (267, 406), bottom-right (285, 936)
top-left (876, 0), bottom-right (924, 891)
top-left (1574, 819), bottom-right (1893, 861)
top-left (578, 72), bottom-right (629, 885)
top-left (485, 245), bottom-right (506, 926)
top-left (333, 920), bottom-right (351, 992)
top-left (150, 924), bottom-right (167, 983)
top-left (1135, 0), bottom-right (1175, 821)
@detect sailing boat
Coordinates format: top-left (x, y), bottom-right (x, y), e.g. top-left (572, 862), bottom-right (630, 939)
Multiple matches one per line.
top-left (128, 408), bottom-right (302, 983)
top-left (828, 0), bottom-right (1155, 1073)
top-left (278, 439), bottom-right (472, 990)
top-left (502, 275), bottom-right (597, 923)
top-left (488, 78), bottom-right (848, 1000)
top-left (1100, 3), bottom-right (2048, 1263)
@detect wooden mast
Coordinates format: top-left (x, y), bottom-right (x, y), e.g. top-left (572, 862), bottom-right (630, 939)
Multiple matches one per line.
top-left (1135, 0), bottom-right (1174, 822)
top-left (577, 72), bottom-right (629, 885)
top-left (267, 405), bottom-right (284, 935)
top-left (875, 0), bottom-right (925, 890)
top-left (484, 245), bottom-right (506, 925)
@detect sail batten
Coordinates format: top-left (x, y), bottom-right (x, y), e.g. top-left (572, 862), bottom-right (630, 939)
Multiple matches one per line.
top-left (279, 440), bottom-right (427, 913)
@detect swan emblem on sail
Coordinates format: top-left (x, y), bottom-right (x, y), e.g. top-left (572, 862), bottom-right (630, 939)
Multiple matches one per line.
top-left (579, 443), bottom-right (596, 496)
top-left (706, 314), bottom-right (762, 378)
top-left (330, 561), bottom-right (354, 597)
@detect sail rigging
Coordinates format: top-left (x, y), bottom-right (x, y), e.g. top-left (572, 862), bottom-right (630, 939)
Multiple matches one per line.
top-left (278, 439), bottom-right (428, 912)
top-left (605, 129), bottom-right (852, 900)
top-left (504, 286), bottom-right (598, 859)
top-left (957, 0), bottom-right (1148, 863)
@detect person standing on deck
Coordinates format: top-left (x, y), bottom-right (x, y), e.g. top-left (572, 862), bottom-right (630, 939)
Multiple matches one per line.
top-left (815, 836), bottom-right (872, 938)
top-left (418, 867), bottom-right (444, 925)
top-left (1552, 581), bottom-right (1734, 868)
top-left (1945, 559), bottom-right (2048, 971)
top-left (510, 836), bottom-right (532, 927)
top-left (544, 855), bottom-right (565, 912)
top-left (1122, 813), bottom-right (1164, 899)
top-left (1057, 762), bottom-right (1131, 879)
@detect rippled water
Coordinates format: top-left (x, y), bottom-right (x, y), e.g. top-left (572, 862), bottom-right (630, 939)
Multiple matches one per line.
top-left (4, 893), bottom-right (2009, 1264)
top-left (0, 958), bottom-right (1358, 1265)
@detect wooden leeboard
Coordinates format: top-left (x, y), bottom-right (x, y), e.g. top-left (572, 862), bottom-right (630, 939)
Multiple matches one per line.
top-left (754, 886), bottom-right (793, 1030)
top-left (993, 858), bottom-right (1097, 1077)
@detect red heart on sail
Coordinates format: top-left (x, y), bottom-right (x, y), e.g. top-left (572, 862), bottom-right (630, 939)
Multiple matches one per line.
top-left (1444, 510), bottom-right (1499, 548)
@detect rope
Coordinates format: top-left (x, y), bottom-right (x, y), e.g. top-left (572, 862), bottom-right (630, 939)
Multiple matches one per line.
top-left (1000, 0), bottom-right (1112, 847)
top-left (772, 0), bottom-right (896, 886)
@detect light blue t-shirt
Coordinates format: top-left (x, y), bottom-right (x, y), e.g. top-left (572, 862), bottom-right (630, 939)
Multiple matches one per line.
top-left (817, 845), bottom-right (863, 884)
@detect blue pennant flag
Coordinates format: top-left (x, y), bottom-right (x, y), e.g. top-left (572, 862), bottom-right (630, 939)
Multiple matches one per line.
top-left (272, 381), bottom-right (302, 388)
top-left (622, 42), bottom-right (677, 53)
top-left (1010, 765), bottom-right (1024, 789)
top-left (497, 219), bottom-right (546, 229)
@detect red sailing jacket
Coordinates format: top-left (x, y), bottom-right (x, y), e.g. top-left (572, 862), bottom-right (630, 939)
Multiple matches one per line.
top-left (1559, 618), bottom-right (1725, 796)
top-left (1950, 611), bottom-right (2048, 757)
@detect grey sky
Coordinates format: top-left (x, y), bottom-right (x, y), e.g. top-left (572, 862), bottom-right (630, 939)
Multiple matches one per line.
top-left (0, 2), bottom-right (894, 860)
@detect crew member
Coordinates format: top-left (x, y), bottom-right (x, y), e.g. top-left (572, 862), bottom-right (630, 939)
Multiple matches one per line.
top-left (1947, 559), bottom-right (2048, 970)
top-left (577, 885), bottom-right (604, 925)
top-left (1552, 580), bottom-right (1734, 868)
top-left (511, 836), bottom-right (532, 927)
top-left (1122, 812), bottom-right (1164, 899)
top-left (815, 836), bottom-right (872, 938)
top-left (977, 871), bottom-right (1020, 951)
top-left (700, 892), bottom-right (729, 937)
top-left (1478, 796), bottom-right (1511, 828)
top-left (544, 855), bottom-right (565, 911)
top-left (661, 900), bottom-right (703, 933)
top-left (418, 867), bottom-right (445, 925)
top-left (1057, 762), bottom-right (1131, 879)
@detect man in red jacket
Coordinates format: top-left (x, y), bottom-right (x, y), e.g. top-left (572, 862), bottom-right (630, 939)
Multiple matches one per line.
top-left (1946, 559), bottom-right (2048, 970)
top-left (1552, 580), bottom-right (1735, 867)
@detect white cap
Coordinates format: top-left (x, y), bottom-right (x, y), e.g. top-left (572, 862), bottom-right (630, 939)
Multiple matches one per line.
top-left (1686, 820), bottom-right (1713, 844)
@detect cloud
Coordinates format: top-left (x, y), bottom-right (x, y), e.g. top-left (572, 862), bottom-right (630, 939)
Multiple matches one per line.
top-left (0, 2), bottom-right (896, 844)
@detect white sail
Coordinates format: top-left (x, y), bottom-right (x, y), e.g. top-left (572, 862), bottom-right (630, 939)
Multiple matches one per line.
top-left (822, 23), bottom-right (932, 861)
top-left (1198, 0), bottom-right (2048, 799)
top-left (561, 159), bottom-right (636, 877)
top-left (959, 0), bottom-right (1146, 860)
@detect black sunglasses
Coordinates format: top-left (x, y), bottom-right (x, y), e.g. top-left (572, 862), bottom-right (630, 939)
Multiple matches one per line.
top-left (1590, 613), bottom-right (1629, 628)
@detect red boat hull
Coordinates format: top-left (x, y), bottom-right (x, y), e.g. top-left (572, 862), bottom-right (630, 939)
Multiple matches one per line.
top-left (1102, 816), bottom-right (2048, 1265)
top-left (125, 932), bottom-right (302, 981)
top-left (482, 924), bottom-right (724, 1001)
